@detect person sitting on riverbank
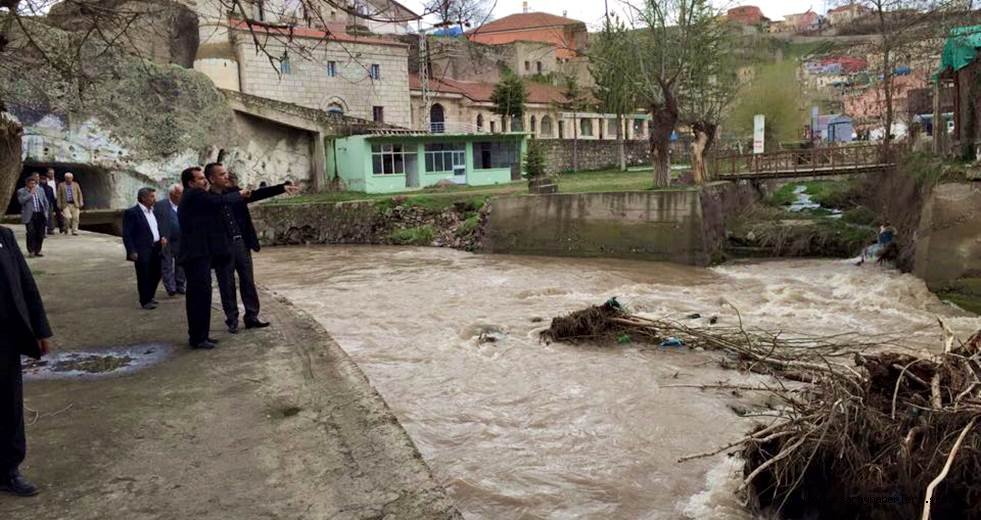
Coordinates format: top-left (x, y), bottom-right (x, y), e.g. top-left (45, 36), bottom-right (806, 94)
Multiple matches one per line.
top-left (857, 221), bottom-right (898, 266)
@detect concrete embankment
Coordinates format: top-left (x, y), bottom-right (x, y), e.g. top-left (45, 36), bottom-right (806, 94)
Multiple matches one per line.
top-left (0, 230), bottom-right (461, 520)
top-left (252, 182), bottom-right (758, 266)
top-left (914, 182), bottom-right (981, 312)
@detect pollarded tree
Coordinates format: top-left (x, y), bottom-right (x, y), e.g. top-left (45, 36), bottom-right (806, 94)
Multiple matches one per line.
top-left (678, 17), bottom-right (738, 184)
top-left (557, 74), bottom-right (590, 172)
top-left (590, 15), bottom-right (640, 172)
top-left (628, 0), bottom-right (723, 187)
top-left (490, 73), bottom-right (527, 132)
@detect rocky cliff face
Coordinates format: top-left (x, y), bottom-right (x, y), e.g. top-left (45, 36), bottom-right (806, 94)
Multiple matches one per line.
top-left (1, 16), bottom-right (237, 208)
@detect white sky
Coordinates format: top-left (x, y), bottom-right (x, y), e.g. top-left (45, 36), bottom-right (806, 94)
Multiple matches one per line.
top-left (401, 0), bottom-right (830, 30)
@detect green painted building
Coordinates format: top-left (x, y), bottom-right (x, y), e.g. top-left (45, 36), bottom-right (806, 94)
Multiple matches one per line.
top-left (326, 133), bottom-right (527, 193)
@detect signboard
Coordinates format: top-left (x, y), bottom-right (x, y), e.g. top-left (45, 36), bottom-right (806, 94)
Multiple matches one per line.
top-left (753, 114), bottom-right (765, 154)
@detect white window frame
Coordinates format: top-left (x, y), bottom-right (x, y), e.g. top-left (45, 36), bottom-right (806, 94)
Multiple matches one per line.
top-left (424, 143), bottom-right (466, 174)
top-left (371, 143), bottom-right (414, 175)
top-left (327, 61), bottom-right (337, 77)
top-left (369, 64), bottom-right (381, 80)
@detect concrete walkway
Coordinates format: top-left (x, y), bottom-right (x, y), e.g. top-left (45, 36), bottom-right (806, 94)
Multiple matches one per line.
top-left (0, 229), bottom-right (460, 519)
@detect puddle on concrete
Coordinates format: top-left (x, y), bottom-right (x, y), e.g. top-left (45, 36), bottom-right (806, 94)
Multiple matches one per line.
top-left (22, 343), bottom-right (173, 380)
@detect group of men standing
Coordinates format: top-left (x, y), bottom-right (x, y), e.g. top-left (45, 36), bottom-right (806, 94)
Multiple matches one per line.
top-left (122, 163), bottom-right (297, 348)
top-left (15, 169), bottom-right (84, 258)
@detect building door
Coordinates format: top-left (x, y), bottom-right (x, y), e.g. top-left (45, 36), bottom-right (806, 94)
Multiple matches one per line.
top-left (451, 148), bottom-right (467, 185)
top-left (430, 104), bottom-right (445, 133)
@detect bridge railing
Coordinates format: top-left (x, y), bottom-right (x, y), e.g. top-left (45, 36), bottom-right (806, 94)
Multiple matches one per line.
top-left (710, 144), bottom-right (891, 178)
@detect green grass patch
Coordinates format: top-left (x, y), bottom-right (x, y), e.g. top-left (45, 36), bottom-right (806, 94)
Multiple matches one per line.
top-left (842, 206), bottom-right (877, 226)
top-left (456, 214), bottom-right (480, 236)
top-left (937, 291), bottom-right (981, 315)
top-left (388, 225), bottom-right (435, 245)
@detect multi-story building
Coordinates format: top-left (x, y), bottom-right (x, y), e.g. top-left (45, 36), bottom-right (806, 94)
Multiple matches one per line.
top-left (192, 0), bottom-right (414, 127)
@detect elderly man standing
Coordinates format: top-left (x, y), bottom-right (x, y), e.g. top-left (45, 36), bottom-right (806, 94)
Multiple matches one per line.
top-left (0, 224), bottom-right (53, 497)
top-left (41, 170), bottom-right (57, 236)
top-left (16, 175), bottom-right (49, 258)
top-left (154, 184), bottom-right (185, 296)
top-left (57, 173), bottom-right (84, 236)
top-left (122, 188), bottom-right (164, 310)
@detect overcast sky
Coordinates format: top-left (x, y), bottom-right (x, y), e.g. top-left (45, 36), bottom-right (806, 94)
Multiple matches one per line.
top-left (401, 0), bottom-right (830, 30)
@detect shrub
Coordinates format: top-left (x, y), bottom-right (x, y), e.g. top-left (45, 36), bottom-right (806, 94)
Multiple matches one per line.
top-left (388, 225), bottom-right (435, 245)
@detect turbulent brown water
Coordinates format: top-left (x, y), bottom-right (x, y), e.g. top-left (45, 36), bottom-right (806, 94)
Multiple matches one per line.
top-left (254, 246), bottom-right (981, 519)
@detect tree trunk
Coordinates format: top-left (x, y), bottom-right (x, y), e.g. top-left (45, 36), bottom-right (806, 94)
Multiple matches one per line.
top-left (0, 109), bottom-right (23, 215)
top-left (649, 97), bottom-right (678, 188)
top-left (572, 111), bottom-right (579, 172)
top-left (617, 113), bottom-right (626, 171)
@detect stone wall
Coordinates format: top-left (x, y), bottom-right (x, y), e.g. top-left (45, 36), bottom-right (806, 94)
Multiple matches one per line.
top-left (914, 182), bottom-right (981, 288)
top-left (234, 33), bottom-right (412, 127)
top-left (481, 184), bottom-right (758, 265)
top-left (538, 139), bottom-right (651, 174)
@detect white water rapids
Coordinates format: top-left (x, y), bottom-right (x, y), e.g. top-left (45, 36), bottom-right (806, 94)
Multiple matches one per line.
top-left (255, 246), bottom-right (980, 519)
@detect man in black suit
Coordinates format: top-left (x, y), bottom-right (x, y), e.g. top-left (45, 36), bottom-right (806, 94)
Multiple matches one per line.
top-left (123, 188), bottom-right (164, 310)
top-left (0, 225), bottom-right (53, 497)
top-left (178, 165), bottom-right (250, 350)
top-left (213, 169), bottom-right (298, 333)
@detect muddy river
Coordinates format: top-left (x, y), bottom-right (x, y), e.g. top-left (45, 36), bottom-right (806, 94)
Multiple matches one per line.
top-left (254, 246), bottom-right (981, 519)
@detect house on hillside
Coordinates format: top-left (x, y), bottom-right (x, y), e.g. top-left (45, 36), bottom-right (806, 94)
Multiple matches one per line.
top-left (813, 114), bottom-right (855, 142)
top-left (826, 4), bottom-right (871, 27)
top-left (783, 10), bottom-right (821, 33)
top-left (408, 74), bottom-right (651, 142)
top-left (726, 6), bottom-right (769, 26)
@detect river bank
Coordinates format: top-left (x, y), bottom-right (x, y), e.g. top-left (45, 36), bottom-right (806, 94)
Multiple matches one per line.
top-left (0, 231), bottom-right (460, 520)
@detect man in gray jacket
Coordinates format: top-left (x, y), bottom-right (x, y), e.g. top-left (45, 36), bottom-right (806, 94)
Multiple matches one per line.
top-left (153, 184), bottom-right (185, 296)
top-left (16, 175), bottom-right (49, 258)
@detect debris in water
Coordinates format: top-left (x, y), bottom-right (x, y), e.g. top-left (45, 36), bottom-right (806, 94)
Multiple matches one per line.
top-left (659, 337), bottom-right (685, 348)
top-left (687, 313), bottom-right (702, 320)
top-left (686, 327), bottom-right (981, 520)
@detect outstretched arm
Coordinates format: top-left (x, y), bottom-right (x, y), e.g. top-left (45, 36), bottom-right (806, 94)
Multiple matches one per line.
top-left (246, 183), bottom-right (288, 204)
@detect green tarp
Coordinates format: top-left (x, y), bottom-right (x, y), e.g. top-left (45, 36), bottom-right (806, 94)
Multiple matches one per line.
top-left (939, 25), bottom-right (981, 75)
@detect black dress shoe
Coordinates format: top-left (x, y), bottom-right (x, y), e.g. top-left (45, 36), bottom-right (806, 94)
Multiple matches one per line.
top-left (1, 471), bottom-right (39, 497)
top-left (244, 319), bottom-right (270, 329)
top-left (190, 340), bottom-right (217, 350)
top-left (227, 323), bottom-right (239, 334)
top-left (207, 337), bottom-right (220, 344)
top-left (34, 252), bottom-right (43, 258)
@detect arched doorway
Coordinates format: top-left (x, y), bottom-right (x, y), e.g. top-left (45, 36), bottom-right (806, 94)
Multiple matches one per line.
top-left (510, 115), bottom-right (523, 132)
top-left (430, 103), bottom-right (445, 133)
top-left (530, 115), bottom-right (537, 136)
top-left (541, 115), bottom-right (553, 138)
top-left (476, 113), bottom-right (484, 132)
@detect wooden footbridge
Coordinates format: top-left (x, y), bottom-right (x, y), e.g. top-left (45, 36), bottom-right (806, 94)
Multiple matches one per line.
top-left (710, 144), bottom-right (894, 180)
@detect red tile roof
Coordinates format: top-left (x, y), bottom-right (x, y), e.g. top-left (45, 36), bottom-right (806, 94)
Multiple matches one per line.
top-left (467, 12), bottom-right (585, 35)
top-left (228, 18), bottom-right (407, 47)
top-left (409, 73), bottom-right (569, 105)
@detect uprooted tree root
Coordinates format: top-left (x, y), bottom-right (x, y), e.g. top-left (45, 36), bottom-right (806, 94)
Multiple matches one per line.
top-left (542, 301), bottom-right (981, 519)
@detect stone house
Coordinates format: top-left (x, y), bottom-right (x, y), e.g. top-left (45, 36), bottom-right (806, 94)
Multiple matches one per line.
top-left (465, 10), bottom-right (593, 87)
top-left (408, 74), bottom-right (650, 142)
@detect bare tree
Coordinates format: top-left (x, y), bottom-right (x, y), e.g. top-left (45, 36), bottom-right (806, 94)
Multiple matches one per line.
top-left (590, 14), bottom-right (640, 172)
top-left (627, 0), bottom-right (722, 187)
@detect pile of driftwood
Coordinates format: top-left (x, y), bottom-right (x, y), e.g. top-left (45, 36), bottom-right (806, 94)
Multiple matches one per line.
top-left (541, 300), bottom-right (981, 519)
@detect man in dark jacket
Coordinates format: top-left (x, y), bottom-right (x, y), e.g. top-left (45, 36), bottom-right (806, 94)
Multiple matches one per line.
top-left (41, 170), bottom-right (57, 235)
top-left (122, 188), bottom-right (164, 310)
top-left (213, 170), bottom-right (298, 333)
top-left (178, 165), bottom-right (249, 350)
top-left (154, 184), bottom-right (184, 296)
top-left (0, 225), bottom-right (53, 497)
